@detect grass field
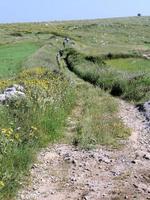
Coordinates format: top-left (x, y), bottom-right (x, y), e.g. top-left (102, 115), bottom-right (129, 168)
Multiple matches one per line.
top-left (106, 58), bottom-right (150, 73)
top-left (0, 42), bottom-right (40, 78)
top-left (0, 16), bottom-right (150, 199)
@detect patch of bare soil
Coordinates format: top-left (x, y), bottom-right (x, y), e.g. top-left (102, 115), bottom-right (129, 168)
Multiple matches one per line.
top-left (17, 100), bottom-right (150, 200)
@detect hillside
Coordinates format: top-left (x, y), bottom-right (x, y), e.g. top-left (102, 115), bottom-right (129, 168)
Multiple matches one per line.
top-left (0, 16), bottom-right (150, 199)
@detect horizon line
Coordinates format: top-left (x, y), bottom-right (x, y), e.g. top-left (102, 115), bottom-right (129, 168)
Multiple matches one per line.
top-left (0, 15), bottom-right (149, 25)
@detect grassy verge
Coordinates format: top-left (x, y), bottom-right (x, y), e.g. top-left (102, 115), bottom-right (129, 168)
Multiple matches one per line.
top-left (0, 42), bottom-right (40, 78)
top-left (0, 67), bottom-right (75, 200)
top-left (61, 59), bottom-right (130, 149)
top-left (72, 83), bottom-right (130, 149)
top-left (64, 48), bottom-right (150, 103)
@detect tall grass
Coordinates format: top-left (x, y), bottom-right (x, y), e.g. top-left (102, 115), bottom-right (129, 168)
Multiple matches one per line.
top-left (72, 83), bottom-right (130, 149)
top-left (0, 67), bottom-right (75, 200)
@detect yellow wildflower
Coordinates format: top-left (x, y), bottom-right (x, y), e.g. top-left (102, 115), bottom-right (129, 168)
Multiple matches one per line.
top-left (14, 133), bottom-right (20, 140)
top-left (31, 126), bottom-right (37, 131)
top-left (1, 128), bottom-right (7, 134)
top-left (1, 128), bottom-right (13, 137)
top-left (0, 181), bottom-right (5, 189)
top-left (7, 128), bottom-right (13, 134)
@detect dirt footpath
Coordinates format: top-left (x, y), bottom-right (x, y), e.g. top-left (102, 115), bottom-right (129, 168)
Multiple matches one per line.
top-left (17, 100), bottom-right (150, 200)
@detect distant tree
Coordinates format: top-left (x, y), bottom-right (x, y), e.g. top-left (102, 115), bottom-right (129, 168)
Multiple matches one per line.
top-left (137, 13), bottom-right (141, 17)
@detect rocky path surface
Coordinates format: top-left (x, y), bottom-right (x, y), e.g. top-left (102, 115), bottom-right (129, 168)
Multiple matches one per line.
top-left (16, 98), bottom-right (150, 200)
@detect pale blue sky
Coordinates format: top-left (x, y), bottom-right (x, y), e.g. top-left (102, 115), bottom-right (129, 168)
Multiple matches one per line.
top-left (0, 0), bottom-right (149, 23)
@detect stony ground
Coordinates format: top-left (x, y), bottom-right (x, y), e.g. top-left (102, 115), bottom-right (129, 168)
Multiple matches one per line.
top-left (17, 99), bottom-right (150, 200)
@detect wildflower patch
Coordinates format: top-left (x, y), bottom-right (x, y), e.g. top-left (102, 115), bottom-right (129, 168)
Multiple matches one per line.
top-left (0, 67), bottom-right (75, 199)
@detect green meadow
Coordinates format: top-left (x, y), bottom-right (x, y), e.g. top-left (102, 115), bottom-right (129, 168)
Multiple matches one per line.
top-left (0, 42), bottom-right (40, 78)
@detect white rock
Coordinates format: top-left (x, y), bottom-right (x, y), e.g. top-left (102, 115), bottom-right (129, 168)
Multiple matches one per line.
top-left (5, 91), bottom-right (25, 100)
top-left (13, 84), bottom-right (24, 92)
top-left (5, 87), bottom-right (16, 93)
top-left (0, 94), bottom-right (6, 103)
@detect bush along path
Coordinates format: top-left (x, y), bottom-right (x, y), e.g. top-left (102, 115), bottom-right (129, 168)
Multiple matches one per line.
top-left (16, 61), bottom-right (150, 200)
